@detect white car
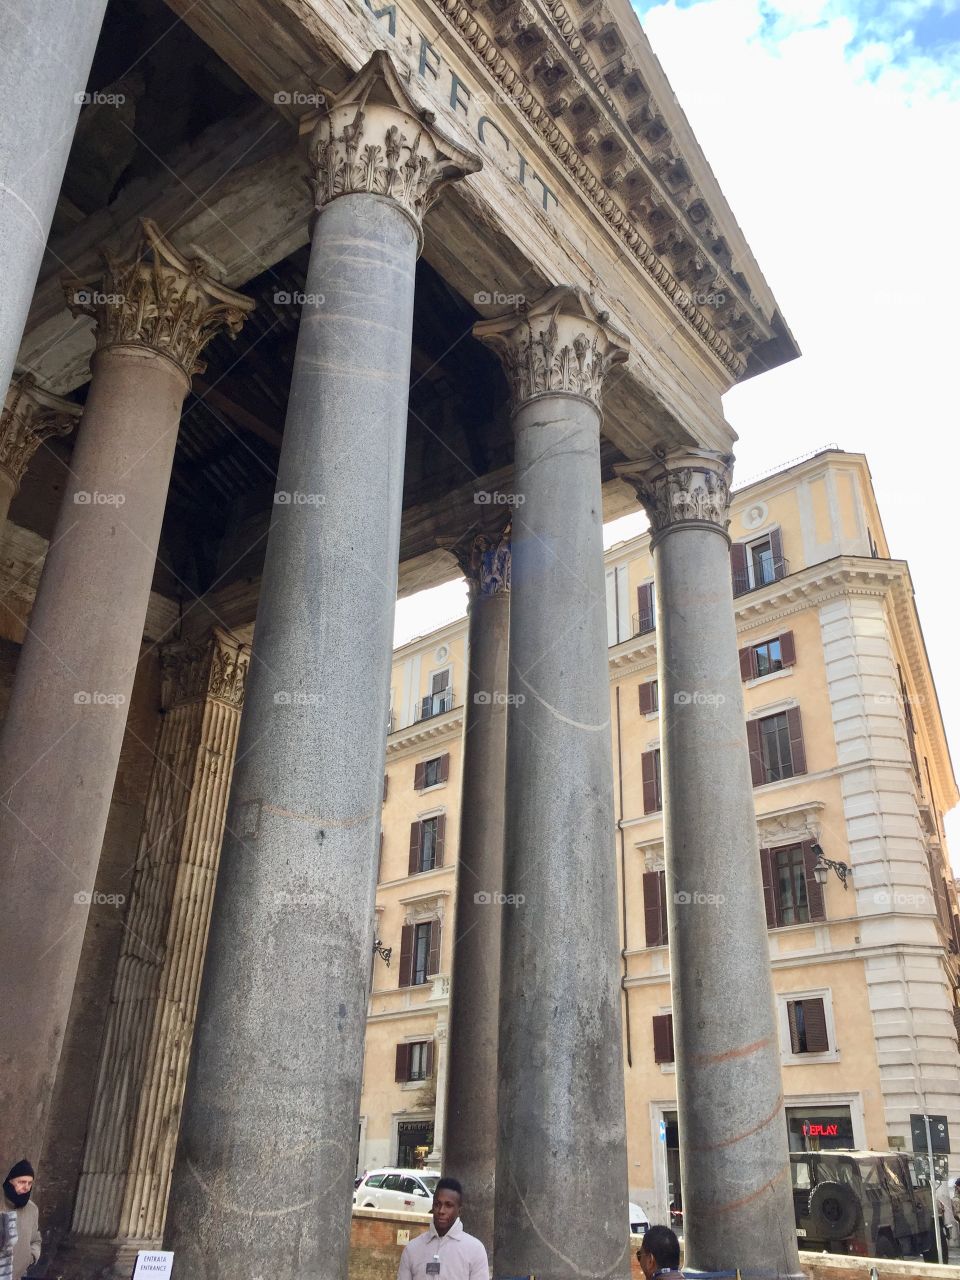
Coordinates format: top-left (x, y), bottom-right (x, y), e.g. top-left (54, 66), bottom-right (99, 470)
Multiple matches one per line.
top-left (354, 1167), bottom-right (439, 1213)
top-left (630, 1201), bottom-right (650, 1236)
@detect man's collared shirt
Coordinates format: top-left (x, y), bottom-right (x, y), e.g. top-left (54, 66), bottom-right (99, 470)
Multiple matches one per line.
top-left (397, 1217), bottom-right (488, 1280)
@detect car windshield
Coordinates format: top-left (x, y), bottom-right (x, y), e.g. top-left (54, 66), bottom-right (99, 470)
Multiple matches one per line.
top-left (420, 1175), bottom-right (439, 1194)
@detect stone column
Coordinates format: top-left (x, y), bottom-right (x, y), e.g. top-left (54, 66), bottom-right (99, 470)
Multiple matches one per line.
top-left (0, 375), bottom-right (81, 531)
top-left (474, 289), bottom-right (631, 1280)
top-left (67, 632), bottom-right (248, 1272)
top-left (0, 0), bottom-right (109, 404)
top-left (163, 51), bottom-right (480, 1280)
top-left (619, 452), bottom-right (801, 1279)
top-left (0, 222), bottom-right (253, 1163)
top-left (442, 525), bottom-right (511, 1250)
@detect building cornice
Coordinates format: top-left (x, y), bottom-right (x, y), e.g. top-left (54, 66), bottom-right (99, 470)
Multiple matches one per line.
top-left (387, 707), bottom-right (464, 756)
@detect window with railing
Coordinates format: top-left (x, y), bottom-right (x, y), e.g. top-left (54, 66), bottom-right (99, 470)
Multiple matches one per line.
top-left (731, 529), bottom-right (788, 596)
top-left (419, 669), bottom-right (453, 721)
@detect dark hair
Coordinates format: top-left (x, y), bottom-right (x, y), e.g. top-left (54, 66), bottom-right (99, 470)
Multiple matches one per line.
top-left (434, 1177), bottom-right (464, 1201)
top-left (640, 1225), bottom-right (680, 1271)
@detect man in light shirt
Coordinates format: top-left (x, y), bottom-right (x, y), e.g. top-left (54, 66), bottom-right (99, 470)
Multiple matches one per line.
top-left (397, 1177), bottom-right (488, 1280)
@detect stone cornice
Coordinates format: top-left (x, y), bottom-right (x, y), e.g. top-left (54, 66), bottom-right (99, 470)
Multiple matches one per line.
top-left (426, 0), bottom-right (777, 378)
top-left (387, 707), bottom-right (463, 755)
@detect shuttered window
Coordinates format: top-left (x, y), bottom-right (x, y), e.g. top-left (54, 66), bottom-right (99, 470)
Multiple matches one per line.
top-left (395, 1040), bottom-right (435, 1082)
top-left (760, 842), bottom-right (825, 928)
top-left (739, 632), bottom-right (797, 681)
top-left (787, 998), bottom-right (829, 1054)
top-left (642, 748), bottom-right (662, 813)
top-left (731, 529), bottom-right (787, 596)
top-left (408, 814), bottom-right (446, 874)
top-left (398, 920), bottom-right (441, 988)
top-left (639, 680), bottom-right (658, 715)
top-left (746, 707), bottom-right (807, 785)
top-left (414, 754), bottom-right (450, 790)
top-left (643, 869), bottom-right (668, 947)
top-left (636, 583), bottom-right (655, 635)
top-left (653, 1013), bottom-right (675, 1064)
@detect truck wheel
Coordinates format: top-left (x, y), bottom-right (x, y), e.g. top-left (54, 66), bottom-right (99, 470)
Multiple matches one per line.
top-left (807, 1181), bottom-right (859, 1240)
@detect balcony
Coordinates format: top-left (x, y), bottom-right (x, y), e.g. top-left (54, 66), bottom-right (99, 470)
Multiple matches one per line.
top-left (733, 558), bottom-right (790, 598)
top-left (418, 689), bottom-right (454, 722)
top-left (631, 610), bottom-right (656, 638)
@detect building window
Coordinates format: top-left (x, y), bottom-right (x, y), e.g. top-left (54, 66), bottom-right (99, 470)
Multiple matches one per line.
top-left (396, 1120), bottom-right (434, 1170)
top-left (639, 679), bottom-right (658, 715)
top-left (414, 754), bottom-right (449, 791)
top-left (395, 1040), bottom-right (434, 1083)
top-left (643, 869), bottom-right (668, 947)
top-left (642, 748), bottom-right (662, 813)
top-left (760, 841), bottom-right (825, 927)
top-left (653, 1013), bottom-right (674, 1064)
top-left (747, 707), bottom-right (807, 785)
top-left (634, 582), bottom-right (656, 636)
top-left (756, 638), bottom-right (783, 677)
top-left (408, 815), bottom-right (446, 875)
top-left (419, 670), bottom-right (453, 721)
top-left (739, 632), bottom-right (796, 681)
top-left (787, 1105), bottom-right (854, 1152)
top-left (398, 919), bottom-right (441, 987)
top-left (786, 997), bottom-right (830, 1054)
top-left (731, 529), bottom-right (786, 596)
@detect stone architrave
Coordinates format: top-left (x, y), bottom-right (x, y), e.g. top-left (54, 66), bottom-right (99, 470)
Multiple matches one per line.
top-left (618, 450), bottom-right (802, 1279)
top-left (474, 288), bottom-right (632, 1280)
top-left (163, 51), bottom-right (480, 1280)
top-left (0, 375), bottom-right (82, 529)
top-left (68, 632), bottom-right (248, 1269)
top-left (0, 222), bottom-right (253, 1163)
top-left (441, 521), bottom-right (511, 1251)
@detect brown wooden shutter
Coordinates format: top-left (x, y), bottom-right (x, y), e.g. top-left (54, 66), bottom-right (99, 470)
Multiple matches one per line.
top-left (408, 822), bottom-right (422, 874)
top-left (802, 998), bottom-right (829, 1053)
top-left (769, 527), bottom-right (785, 578)
top-left (414, 761), bottom-right (425, 791)
top-left (801, 841), bottom-right (825, 921)
top-left (425, 1039), bottom-right (435, 1078)
top-left (639, 681), bottom-right (656, 715)
top-left (652, 1013), bottom-right (674, 1064)
top-left (787, 1000), bottom-right (801, 1054)
top-left (427, 920), bottom-right (441, 976)
top-left (637, 583), bottom-right (654, 631)
top-left (642, 750), bottom-right (659, 813)
top-left (759, 848), bottom-right (778, 928)
top-left (643, 870), bottom-right (668, 947)
top-left (730, 542), bottom-right (748, 593)
top-left (779, 631), bottom-right (796, 667)
top-left (739, 645), bottom-right (756, 681)
top-left (434, 813), bottom-right (446, 867)
top-left (786, 706), bottom-right (807, 775)
top-left (746, 719), bottom-right (765, 787)
top-left (433, 669), bottom-right (449, 693)
top-left (383, 773), bottom-right (389, 802)
top-left (378, 831), bottom-right (384, 882)
top-left (926, 848), bottom-right (952, 932)
top-left (395, 1042), bottom-right (411, 1081)
top-left (398, 925), bottom-right (414, 987)
top-left (439, 753), bottom-right (450, 783)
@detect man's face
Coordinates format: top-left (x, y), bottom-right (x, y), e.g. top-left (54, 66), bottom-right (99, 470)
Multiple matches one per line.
top-left (9, 1177), bottom-right (33, 1196)
top-left (638, 1246), bottom-right (657, 1280)
top-left (432, 1189), bottom-right (460, 1236)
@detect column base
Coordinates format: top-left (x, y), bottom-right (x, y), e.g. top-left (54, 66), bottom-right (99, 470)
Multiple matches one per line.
top-left (53, 1233), bottom-right (158, 1280)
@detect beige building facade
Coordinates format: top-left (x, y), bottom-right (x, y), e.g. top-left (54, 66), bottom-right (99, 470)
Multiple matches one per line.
top-left (364, 447), bottom-right (960, 1221)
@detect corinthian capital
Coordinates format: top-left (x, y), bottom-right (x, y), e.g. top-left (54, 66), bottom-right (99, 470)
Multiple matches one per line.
top-left (617, 449), bottom-right (733, 540)
top-left (440, 520), bottom-right (512, 600)
top-left (0, 374), bottom-right (82, 489)
top-left (63, 220), bottom-right (255, 381)
top-left (473, 286), bottom-right (629, 415)
top-left (160, 630), bottom-right (249, 711)
top-left (308, 50), bottom-right (482, 252)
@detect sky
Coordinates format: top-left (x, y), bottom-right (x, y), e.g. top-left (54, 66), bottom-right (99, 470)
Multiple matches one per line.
top-left (395, 0), bottom-right (960, 864)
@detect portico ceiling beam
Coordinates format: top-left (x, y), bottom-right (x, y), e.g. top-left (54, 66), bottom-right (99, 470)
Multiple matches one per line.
top-left (191, 378), bottom-right (284, 450)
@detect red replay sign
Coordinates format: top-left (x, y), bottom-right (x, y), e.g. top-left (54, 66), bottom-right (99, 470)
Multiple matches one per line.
top-left (802, 1122), bottom-right (840, 1138)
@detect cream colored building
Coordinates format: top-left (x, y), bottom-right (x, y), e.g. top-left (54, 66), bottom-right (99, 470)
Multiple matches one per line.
top-left (364, 447), bottom-right (960, 1219)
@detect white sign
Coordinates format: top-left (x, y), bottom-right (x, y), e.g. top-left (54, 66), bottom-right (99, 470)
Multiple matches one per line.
top-left (132, 1251), bottom-right (174, 1279)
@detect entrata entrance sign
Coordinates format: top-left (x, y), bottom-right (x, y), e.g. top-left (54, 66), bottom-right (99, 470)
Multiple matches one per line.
top-left (131, 1251), bottom-right (173, 1279)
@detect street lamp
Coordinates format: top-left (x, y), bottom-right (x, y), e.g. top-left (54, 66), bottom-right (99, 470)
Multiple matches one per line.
top-left (811, 842), bottom-right (851, 890)
top-left (373, 937), bottom-right (392, 966)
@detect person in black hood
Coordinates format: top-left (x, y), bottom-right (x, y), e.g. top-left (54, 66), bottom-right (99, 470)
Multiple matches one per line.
top-left (1, 1162), bottom-right (40, 1280)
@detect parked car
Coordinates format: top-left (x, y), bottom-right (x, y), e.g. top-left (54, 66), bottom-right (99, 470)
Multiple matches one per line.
top-left (354, 1168), bottom-right (440, 1213)
top-left (791, 1151), bottom-right (937, 1259)
top-left (629, 1202), bottom-right (650, 1236)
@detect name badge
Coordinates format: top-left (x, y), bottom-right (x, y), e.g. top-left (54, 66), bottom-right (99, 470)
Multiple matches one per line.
top-left (426, 1263), bottom-right (441, 1274)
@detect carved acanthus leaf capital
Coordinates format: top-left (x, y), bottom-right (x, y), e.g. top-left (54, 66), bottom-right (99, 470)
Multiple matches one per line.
top-left (63, 219), bottom-right (254, 380)
top-left (617, 449), bottom-right (733, 539)
top-left (0, 375), bottom-right (81, 489)
top-left (307, 51), bottom-right (481, 252)
top-left (473, 285), bottom-right (629, 414)
top-left (160, 631), bottom-right (249, 711)
top-left (440, 521), bottom-right (512, 599)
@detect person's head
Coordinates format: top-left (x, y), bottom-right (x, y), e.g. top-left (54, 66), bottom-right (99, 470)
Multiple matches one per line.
top-left (638, 1225), bottom-right (681, 1279)
top-left (432, 1177), bottom-right (463, 1236)
top-left (3, 1160), bottom-right (35, 1208)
